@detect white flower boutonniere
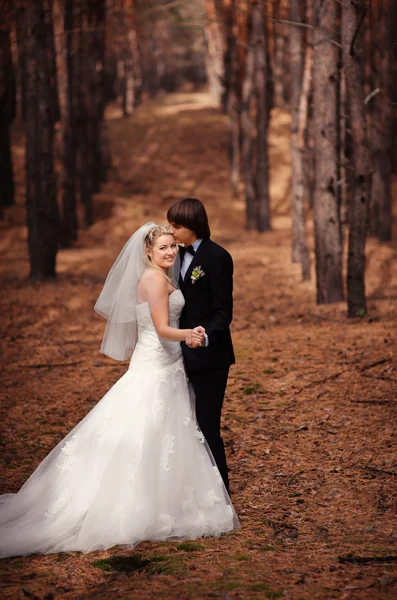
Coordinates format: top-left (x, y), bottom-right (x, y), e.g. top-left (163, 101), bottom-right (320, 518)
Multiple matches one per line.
top-left (191, 265), bottom-right (205, 284)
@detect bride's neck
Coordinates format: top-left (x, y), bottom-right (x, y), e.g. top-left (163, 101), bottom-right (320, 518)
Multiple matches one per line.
top-left (147, 265), bottom-right (171, 282)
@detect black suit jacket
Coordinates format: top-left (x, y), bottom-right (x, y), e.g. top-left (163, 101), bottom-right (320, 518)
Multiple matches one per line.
top-left (178, 238), bottom-right (235, 372)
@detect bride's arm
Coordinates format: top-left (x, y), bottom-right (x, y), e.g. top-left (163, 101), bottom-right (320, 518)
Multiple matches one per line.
top-left (143, 271), bottom-right (199, 343)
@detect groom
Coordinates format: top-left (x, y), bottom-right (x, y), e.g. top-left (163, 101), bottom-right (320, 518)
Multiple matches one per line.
top-left (167, 197), bottom-right (235, 494)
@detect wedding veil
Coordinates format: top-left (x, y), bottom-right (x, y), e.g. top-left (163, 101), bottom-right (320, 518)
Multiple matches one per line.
top-left (94, 222), bottom-right (156, 361)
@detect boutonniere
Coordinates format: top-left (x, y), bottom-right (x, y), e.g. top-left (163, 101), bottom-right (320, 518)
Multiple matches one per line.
top-left (191, 265), bottom-right (205, 284)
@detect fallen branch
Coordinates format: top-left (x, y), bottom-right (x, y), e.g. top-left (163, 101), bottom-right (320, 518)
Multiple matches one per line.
top-left (360, 358), bottom-right (390, 372)
top-left (360, 465), bottom-right (397, 478)
top-left (295, 372), bottom-right (343, 394)
top-left (361, 373), bottom-right (395, 381)
top-left (21, 361), bottom-right (84, 368)
top-left (339, 554), bottom-right (397, 564)
top-left (319, 426), bottom-right (337, 435)
top-left (350, 399), bottom-right (395, 404)
top-left (287, 470), bottom-right (304, 487)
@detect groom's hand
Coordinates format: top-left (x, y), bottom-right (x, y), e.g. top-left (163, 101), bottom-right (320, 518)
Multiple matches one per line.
top-left (186, 334), bottom-right (200, 348)
top-left (193, 326), bottom-right (206, 346)
top-left (186, 326), bottom-right (206, 348)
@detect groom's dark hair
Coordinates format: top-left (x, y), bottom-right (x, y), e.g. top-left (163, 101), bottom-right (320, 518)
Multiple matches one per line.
top-left (167, 197), bottom-right (211, 238)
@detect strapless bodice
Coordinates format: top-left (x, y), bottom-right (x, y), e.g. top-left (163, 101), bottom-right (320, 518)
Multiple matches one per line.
top-left (129, 289), bottom-right (185, 371)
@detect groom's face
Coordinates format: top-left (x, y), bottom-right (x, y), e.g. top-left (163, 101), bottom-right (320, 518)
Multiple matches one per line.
top-left (168, 223), bottom-right (197, 247)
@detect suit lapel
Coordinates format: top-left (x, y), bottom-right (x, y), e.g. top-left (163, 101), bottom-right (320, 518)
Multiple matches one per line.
top-left (180, 238), bottom-right (209, 292)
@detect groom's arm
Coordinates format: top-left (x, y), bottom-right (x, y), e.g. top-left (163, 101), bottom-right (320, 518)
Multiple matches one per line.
top-left (204, 249), bottom-right (233, 345)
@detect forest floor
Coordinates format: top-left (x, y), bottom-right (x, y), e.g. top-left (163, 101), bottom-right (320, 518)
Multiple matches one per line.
top-left (1, 90), bottom-right (397, 600)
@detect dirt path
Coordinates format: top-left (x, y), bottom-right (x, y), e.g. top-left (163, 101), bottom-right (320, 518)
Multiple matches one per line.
top-left (1, 92), bottom-right (396, 600)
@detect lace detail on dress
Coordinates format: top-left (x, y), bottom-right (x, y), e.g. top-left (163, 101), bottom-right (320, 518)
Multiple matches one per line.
top-left (205, 489), bottom-right (222, 507)
top-left (45, 488), bottom-right (70, 518)
top-left (57, 434), bottom-right (79, 473)
top-left (153, 392), bottom-right (166, 430)
top-left (97, 407), bottom-right (112, 448)
top-left (158, 513), bottom-right (175, 535)
top-left (124, 444), bottom-right (142, 482)
top-left (195, 427), bottom-right (206, 444)
top-left (161, 434), bottom-right (175, 471)
top-left (152, 361), bottom-right (186, 428)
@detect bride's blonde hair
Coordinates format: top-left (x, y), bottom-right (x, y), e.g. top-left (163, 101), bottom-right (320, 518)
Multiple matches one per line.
top-left (143, 225), bottom-right (175, 278)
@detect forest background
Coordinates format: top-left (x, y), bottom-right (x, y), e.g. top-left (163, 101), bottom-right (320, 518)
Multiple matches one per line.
top-left (0, 1), bottom-right (396, 599)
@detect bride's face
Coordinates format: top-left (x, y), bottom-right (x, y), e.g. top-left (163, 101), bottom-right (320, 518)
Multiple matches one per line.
top-left (148, 234), bottom-right (178, 271)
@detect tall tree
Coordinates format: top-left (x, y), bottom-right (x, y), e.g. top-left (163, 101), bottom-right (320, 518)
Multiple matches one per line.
top-left (17, 0), bottom-right (60, 278)
top-left (62, 0), bottom-right (79, 245)
top-left (289, 0), bottom-right (310, 280)
top-left (205, 0), bottom-right (224, 104)
top-left (115, 0), bottom-right (142, 117)
top-left (342, 0), bottom-right (372, 317)
top-left (240, 5), bottom-right (256, 230)
top-left (368, 0), bottom-right (393, 241)
top-left (222, 0), bottom-right (240, 197)
top-left (79, 0), bottom-right (107, 226)
top-left (391, 0), bottom-right (397, 175)
top-left (312, 0), bottom-right (343, 303)
top-left (271, 0), bottom-right (288, 108)
top-left (0, 0), bottom-right (16, 217)
top-left (253, 0), bottom-right (271, 232)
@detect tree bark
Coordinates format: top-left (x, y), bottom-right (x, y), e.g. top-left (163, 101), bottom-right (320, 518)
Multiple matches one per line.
top-left (240, 5), bottom-right (256, 230)
top-left (289, 0), bottom-right (310, 279)
top-left (117, 0), bottom-right (142, 117)
top-left (391, 0), bottom-right (397, 175)
top-left (368, 0), bottom-right (392, 241)
top-left (43, 0), bottom-right (61, 125)
top-left (0, 5), bottom-right (16, 215)
top-left (222, 0), bottom-right (240, 197)
top-left (272, 0), bottom-right (287, 108)
top-left (312, 0), bottom-right (343, 304)
top-left (78, 0), bottom-right (107, 227)
top-left (205, 0), bottom-right (224, 105)
top-left (20, 0), bottom-right (59, 279)
top-left (253, 1), bottom-right (271, 232)
top-left (62, 0), bottom-right (78, 245)
top-left (342, 0), bottom-right (372, 317)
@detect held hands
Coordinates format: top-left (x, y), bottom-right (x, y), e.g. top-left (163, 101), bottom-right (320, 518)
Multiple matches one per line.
top-left (185, 326), bottom-right (206, 349)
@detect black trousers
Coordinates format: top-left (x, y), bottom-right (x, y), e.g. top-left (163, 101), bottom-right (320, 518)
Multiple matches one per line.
top-left (187, 367), bottom-right (230, 494)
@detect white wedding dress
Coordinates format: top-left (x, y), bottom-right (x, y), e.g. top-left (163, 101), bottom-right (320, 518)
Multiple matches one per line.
top-left (0, 289), bottom-right (239, 558)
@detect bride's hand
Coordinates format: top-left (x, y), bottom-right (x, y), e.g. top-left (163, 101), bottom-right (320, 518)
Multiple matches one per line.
top-left (185, 326), bottom-right (205, 348)
top-left (193, 326), bottom-right (206, 345)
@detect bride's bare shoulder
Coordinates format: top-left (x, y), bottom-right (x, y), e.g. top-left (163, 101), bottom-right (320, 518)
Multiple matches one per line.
top-left (140, 268), bottom-right (168, 289)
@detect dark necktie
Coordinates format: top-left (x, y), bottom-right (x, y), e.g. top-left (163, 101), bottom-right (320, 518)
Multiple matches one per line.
top-left (185, 245), bottom-right (196, 256)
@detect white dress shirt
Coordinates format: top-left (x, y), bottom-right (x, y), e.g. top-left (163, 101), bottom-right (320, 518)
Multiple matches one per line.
top-left (180, 238), bottom-right (208, 347)
top-left (180, 238), bottom-right (203, 280)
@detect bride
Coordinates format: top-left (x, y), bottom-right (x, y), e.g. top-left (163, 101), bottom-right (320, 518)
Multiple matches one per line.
top-left (0, 223), bottom-right (239, 558)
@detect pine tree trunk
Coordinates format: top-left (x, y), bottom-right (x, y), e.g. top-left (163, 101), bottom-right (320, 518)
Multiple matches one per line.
top-left (253, 1), bottom-right (271, 232)
top-left (43, 0), bottom-right (60, 125)
top-left (302, 0), bottom-right (315, 211)
top-left (272, 0), bottom-right (286, 108)
top-left (15, 1), bottom-right (27, 121)
top-left (290, 0), bottom-right (310, 280)
top-left (312, 0), bottom-right (343, 304)
top-left (368, 0), bottom-right (392, 241)
top-left (205, 0), bottom-right (224, 104)
top-left (240, 7), bottom-right (256, 230)
top-left (0, 11), bottom-right (16, 215)
top-left (77, 0), bottom-right (106, 226)
top-left (79, 9), bottom-right (94, 226)
top-left (222, 0), bottom-right (240, 198)
top-left (342, 0), bottom-right (372, 317)
top-left (62, 0), bottom-right (78, 245)
top-left (21, 0), bottom-right (59, 279)
top-left (390, 0), bottom-right (397, 175)
top-left (117, 0), bottom-right (141, 117)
